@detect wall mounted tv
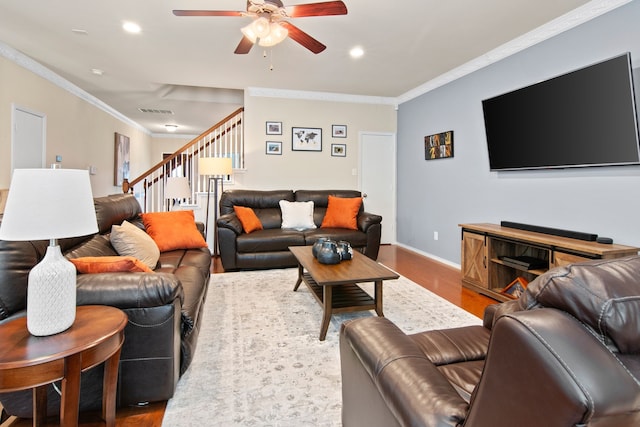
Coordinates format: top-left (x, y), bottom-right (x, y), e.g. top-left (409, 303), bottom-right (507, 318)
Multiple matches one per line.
top-left (482, 53), bottom-right (640, 171)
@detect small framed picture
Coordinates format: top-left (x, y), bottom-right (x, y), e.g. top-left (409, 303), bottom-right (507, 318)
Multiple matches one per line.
top-left (266, 121), bottom-right (282, 135)
top-left (266, 141), bottom-right (282, 155)
top-left (331, 143), bottom-right (346, 157)
top-left (425, 130), bottom-right (454, 160)
top-left (501, 276), bottom-right (529, 299)
top-left (332, 125), bottom-right (347, 138)
top-left (292, 127), bottom-right (322, 151)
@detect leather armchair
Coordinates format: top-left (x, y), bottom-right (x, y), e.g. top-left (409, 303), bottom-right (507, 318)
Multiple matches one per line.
top-left (340, 255), bottom-right (640, 427)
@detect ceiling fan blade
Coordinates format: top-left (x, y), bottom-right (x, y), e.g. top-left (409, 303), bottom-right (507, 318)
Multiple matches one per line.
top-left (173, 10), bottom-right (244, 17)
top-left (234, 36), bottom-right (255, 54)
top-left (279, 22), bottom-right (326, 54)
top-left (286, 1), bottom-right (347, 18)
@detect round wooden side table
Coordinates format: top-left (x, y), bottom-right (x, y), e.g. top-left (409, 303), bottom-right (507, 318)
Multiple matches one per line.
top-left (0, 305), bottom-right (127, 427)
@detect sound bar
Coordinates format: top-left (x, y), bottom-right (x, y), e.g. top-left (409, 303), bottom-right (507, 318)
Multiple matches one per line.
top-left (500, 221), bottom-right (598, 242)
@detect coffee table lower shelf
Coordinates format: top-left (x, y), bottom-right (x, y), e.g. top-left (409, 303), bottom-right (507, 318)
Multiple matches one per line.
top-left (302, 272), bottom-right (377, 311)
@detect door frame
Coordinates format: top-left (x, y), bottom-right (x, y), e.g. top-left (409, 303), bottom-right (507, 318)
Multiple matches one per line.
top-left (358, 131), bottom-right (397, 244)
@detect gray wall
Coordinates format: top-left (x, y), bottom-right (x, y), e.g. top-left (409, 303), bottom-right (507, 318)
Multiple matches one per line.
top-left (397, 1), bottom-right (640, 265)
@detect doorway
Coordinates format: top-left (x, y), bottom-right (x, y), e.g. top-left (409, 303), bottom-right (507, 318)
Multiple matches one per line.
top-left (359, 132), bottom-right (396, 244)
top-left (12, 105), bottom-right (46, 171)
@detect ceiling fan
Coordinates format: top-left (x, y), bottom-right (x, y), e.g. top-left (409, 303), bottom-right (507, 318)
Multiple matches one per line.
top-left (173, 0), bottom-right (348, 54)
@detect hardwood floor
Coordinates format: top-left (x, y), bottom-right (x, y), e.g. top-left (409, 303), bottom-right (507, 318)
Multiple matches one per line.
top-left (1, 244), bottom-right (496, 427)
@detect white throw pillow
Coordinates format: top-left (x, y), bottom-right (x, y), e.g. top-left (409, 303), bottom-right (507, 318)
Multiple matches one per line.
top-left (279, 200), bottom-right (317, 231)
top-left (110, 220), bottom-right (160, 270)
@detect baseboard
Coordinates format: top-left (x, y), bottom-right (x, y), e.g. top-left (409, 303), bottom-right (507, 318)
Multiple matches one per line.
top-left (394, 242), bottom-right (461, 270)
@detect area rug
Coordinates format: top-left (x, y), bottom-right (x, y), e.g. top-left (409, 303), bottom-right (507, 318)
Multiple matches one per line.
top-left (161, 267), bottom-right (481, 427)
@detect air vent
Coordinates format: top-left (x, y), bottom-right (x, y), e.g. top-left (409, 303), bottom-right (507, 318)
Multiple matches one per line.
top-left (138, 108), bottom-right (174, 115)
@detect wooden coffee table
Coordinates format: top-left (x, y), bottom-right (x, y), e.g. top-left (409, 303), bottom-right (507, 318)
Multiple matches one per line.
top-left (0, 305), bottom-right (127, 427)
top-left (290, 246), bottom-right (399, 340)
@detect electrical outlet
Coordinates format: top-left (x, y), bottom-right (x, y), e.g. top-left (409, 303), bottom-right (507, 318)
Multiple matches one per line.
top-left (433, 231), bottom-right (439, 241)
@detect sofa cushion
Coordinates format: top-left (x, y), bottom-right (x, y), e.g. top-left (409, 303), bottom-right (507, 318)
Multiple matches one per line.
top-left (523, 255), bottom-right (640, 353)
top-left (279, 200), bottom-right (317, 231)
top-left (141, 210), bottom-right (208, 252)
top-left (94, 193), bottom-right (141, 234)
top-left (70, 256), bottom-right (153, 273)
top-left (110, 220), bottom-right (160, 269)
top-left (233, 206), bottom-right (263, 233)
top-left (304, 228), bottom-right (368, 247)
top-left (321, 195), bottom-right (362, 230)
top-left (236, 228), bottom-right (305, 253)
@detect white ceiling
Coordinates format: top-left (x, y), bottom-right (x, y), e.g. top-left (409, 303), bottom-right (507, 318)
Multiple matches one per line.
top-left (0, 0), bottom-right (621, 135)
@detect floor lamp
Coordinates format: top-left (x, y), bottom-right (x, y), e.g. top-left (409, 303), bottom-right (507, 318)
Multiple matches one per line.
top-left (199, 157), bottom-right (232, 256)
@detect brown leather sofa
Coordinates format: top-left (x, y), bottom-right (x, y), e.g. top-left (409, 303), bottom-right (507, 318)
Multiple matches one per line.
top-left (217, 189), bottom-right (382, 271)
top-left (340, 255), bottom-right (640, 427)
top-left (0, 193), bottom-right (211, 418)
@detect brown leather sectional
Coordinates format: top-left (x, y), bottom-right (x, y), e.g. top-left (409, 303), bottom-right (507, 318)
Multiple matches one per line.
top-left (217, 189), bottom-right (382, 271)
top-left (340, 255), bottom-right (640, 427)
top-left (0, 193), bottom-right (211, 418)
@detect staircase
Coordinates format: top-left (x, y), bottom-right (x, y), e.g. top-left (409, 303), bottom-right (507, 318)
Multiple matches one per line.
top-left (123, 108), bottom-right (243, 213)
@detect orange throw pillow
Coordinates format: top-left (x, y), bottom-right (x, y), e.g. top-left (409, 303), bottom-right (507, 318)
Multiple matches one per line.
top-left (233, 206), bottom-right (263, 233)
top-left (320, 196), bottom-right (362, 230)
top-left (141, 210), bottom-right (208, 252)
top-left (70, 256), bottom-right (153, 273)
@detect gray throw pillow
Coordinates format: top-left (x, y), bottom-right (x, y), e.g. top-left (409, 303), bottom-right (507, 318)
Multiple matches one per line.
top-left (110, 220), bottom-right (160, 270)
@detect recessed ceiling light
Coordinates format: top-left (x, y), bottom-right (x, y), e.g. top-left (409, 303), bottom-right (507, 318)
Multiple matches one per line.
top-left (91, 68), bottom-right (104, 76)
top-left (71, 28), bottom-right (88, 36)
top-left (122, 21), bottom-right (141, 34)
top-left (350, 46), bottom-right (364, 59)
top-left (165, 124), bottom-right (179, 132)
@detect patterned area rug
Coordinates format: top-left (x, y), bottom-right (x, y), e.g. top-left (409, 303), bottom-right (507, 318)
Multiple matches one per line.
top-left (162, 267), bottom-right (481, 427)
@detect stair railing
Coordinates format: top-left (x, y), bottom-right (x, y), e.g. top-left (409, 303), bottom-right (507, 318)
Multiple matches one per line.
top-left (123, 107), bottom-right (243, 213)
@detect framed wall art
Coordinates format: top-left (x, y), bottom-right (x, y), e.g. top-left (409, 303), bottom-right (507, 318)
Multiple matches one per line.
top-left (424, 130), bottom-right (454, 160)
top-left (292, 127), bottom-right (322, 152)
top-left (114, 132), bottom-right (130, 186)
top-left (331, 143), bottom-right (346, 157)
top-left (332, 125), bottom-right (347, 138)
top-left (266, 121), bottom-right (282, 135)
top-left (266, 141), bottom-right (282, 155)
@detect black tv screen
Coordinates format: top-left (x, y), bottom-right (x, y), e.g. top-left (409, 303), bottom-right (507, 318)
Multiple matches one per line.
top-left (482, 53), bottom-right (640, 171)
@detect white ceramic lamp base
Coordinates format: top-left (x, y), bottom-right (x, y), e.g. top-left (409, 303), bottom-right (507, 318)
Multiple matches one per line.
top-left (27, 244), bottom-right (77, 336)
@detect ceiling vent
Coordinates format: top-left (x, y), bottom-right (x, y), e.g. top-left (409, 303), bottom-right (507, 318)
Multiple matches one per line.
top-left (138, 108), bottom-right (174, 115)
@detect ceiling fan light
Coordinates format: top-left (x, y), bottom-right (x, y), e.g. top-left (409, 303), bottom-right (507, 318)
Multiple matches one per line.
top-left (240, 23), bottom-right (258, 43)
top-left (258, 23), bottom-right (288, 47)
top-left (252, 17), bottom-right (271, 38)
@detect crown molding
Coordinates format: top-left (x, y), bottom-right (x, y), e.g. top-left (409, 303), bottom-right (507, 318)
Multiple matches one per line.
top-left (246, 86), bottom-right (397, 107)
top-left (0, 40), bottom-right (149, 134)
top-left (396, 0), bottom-right (633, 105)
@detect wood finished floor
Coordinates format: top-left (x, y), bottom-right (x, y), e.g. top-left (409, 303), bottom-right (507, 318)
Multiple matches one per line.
top-left (2, 244), bottom-right (496, 427)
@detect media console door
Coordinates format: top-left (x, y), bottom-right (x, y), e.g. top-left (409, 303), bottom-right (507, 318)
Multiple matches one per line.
top-left (461, 231), bottom-right (488, 289)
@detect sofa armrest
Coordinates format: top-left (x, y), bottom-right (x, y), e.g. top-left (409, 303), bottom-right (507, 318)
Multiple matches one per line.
top-left (76, 272), bottom-right (184, 309)
top-left (467, 309), bottom-right (640, 426)
top-left (341, 317), bottom-right (468, 427)
top-left (357, 211), bottom-right (382, 233)
top-left (482, 299), bottom-right (522, 329)
top-left (217, 213), bottom-right (243, 235)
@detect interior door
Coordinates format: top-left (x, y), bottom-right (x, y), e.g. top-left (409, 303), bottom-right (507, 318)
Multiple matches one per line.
top-left (12, 105), bottom-right (46, 171)
top-left (359, 132), bottom-right (396, 244)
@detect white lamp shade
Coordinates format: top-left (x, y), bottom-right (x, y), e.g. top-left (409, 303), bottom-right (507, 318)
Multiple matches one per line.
top-left (199, 157), bottom-right (233, 176)
top-left (259, 22), bottom-right (288, 47)
top-left (0, 168), bottom-right (98, 241)
top-left (165, 176), bottom-right (191, 199)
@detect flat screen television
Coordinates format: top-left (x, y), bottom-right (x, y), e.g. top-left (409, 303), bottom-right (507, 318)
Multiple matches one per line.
top-left (482, 53), bottom-right (640, 171)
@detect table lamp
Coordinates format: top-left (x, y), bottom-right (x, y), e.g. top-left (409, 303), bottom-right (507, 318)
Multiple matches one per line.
top-left (199, 157), bottom-right (232, 256)
top-left (165, 176), bottom-right (191, 210)
top-left (0, 168), bottom-right (98, 336)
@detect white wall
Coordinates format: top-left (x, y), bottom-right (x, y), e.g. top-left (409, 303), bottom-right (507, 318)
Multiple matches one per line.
top-left (397, 0), bottom-right (640, 265)
top-left (0, 56), bottom-right (153, 197)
